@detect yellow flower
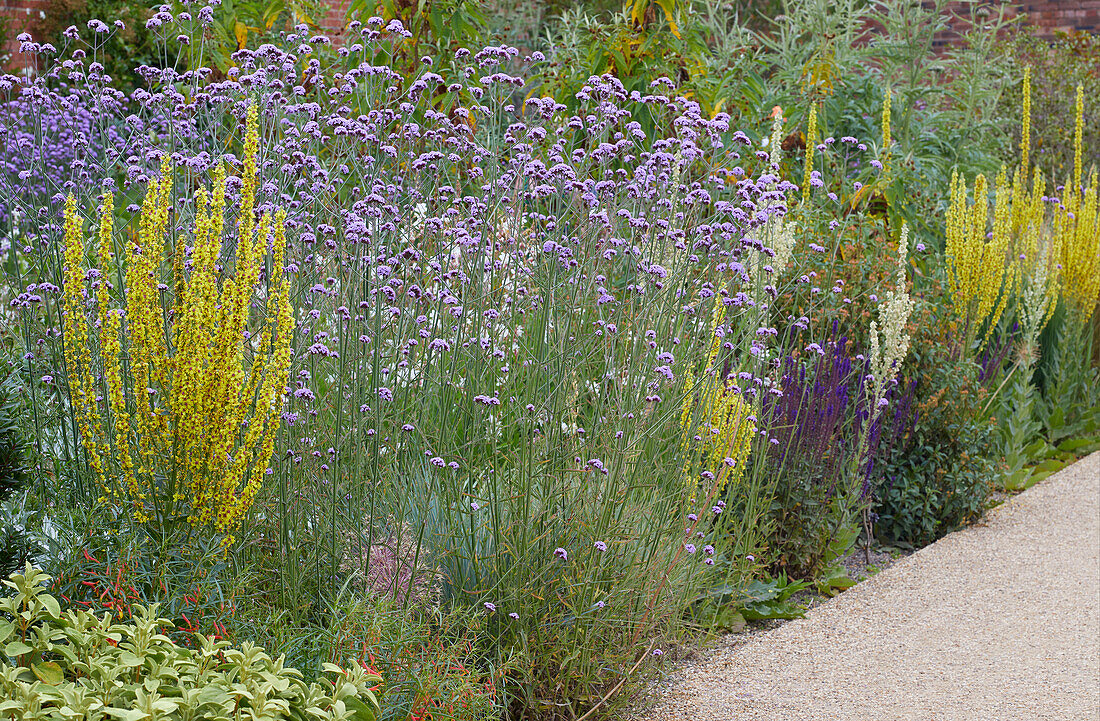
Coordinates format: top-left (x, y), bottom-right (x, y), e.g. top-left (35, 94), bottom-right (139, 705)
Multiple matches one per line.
top-left (944, 171), bottom-right (1014, 348)
top-left (802, 103), bottom-right (817, 205)
top-left (58, 101), bottom-right (295, 537)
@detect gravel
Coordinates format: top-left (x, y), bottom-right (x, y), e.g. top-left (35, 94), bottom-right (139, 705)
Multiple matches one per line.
top-left (633, 451), bottom-right (1100, 721)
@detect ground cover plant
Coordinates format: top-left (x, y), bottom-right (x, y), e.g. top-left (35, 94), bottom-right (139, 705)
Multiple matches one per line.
top-left (1, 564), bottom-right (383, 720)
top-left (0, 1), bottom-right (1097, 719)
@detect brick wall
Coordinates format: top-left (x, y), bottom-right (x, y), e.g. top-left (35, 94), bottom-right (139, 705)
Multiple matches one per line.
top-left (1017, 0), bottom-right (1100, 36)
top-left (317, 0), bottom-right (352, 36)
top-left (930, 0), bottom-right (1100, 47)
top-left (1, 0), bottom-right (51, 68)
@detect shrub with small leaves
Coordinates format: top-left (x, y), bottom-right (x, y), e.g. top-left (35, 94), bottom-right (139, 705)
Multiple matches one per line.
top-left (0, 565), bottom-right (382, 721)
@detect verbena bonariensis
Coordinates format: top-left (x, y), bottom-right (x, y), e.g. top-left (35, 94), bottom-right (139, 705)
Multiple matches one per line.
top-left (4, 14), bottom-right (910, 714)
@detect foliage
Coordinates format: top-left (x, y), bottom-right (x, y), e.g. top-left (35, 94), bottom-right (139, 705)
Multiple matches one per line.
top-left (735, 573), bottom-right (809, 621)
top-left (2, 14), bottom-right (924, 711)
top-left (1034, 312), bottom-right (1100, 447)
top-left (0, 353), bottom-right (29, 576)
top-left (873, 324), bottom-right (995, 548)
top-left (0, 358), bottom-right (25, 500)
top-left (752, 0), bottom-right (1015, 245)
top-left (995, 29), bottom-right (1100, 183)
top-left (21, 0), bottom-right (175, 88)
top-left (347, 0), bottom-right (489, 76)
top-left (4, 2), bottom-right (1100, 718)
top-left (0, 565), bottom-right (382, 720)
top-left (203, 0), bottom-right (322, 72)
top-left (536, 1), bottom-right (754, 137)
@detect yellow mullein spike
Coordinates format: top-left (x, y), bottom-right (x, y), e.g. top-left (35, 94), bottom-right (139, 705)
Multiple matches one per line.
top-left (94, 191), bottom-right (138, 506)
top-left (61, 196), bottom-right (107, 491)
top-left (239, 102), bottom-right (260, 256)
top-left (58, 101), bottom-right (294, 537)
top-left (1073, 84), bottom-right (1083, 198)
top-left (1059, 169), bottom-right (1100, 319)
top-left (1021, 67), bottom-right (1030, 177)
top-left (881, 87), bottom-right (891, 176)
top-left (944, 171), bottom-right (1014, 349)
top-left (802, 103), bottom-right (817, 205)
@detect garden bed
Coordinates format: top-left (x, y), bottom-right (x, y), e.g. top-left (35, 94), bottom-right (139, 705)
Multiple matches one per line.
top-left (0, 2), bottom-right (1097, 719)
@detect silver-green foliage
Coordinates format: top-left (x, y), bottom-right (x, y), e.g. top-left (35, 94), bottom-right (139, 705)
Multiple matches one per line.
top-left (0, 565), bottom-right (382, 721)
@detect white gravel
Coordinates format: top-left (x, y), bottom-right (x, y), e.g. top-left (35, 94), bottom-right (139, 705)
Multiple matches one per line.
top-left (635, 451), bottom-right (1100, 720)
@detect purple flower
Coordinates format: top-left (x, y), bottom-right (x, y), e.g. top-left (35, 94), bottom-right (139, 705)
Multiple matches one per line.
top-left (594, 541), bottom-right (607, 552)
top-left (554, 547), bottom-right (568, 561)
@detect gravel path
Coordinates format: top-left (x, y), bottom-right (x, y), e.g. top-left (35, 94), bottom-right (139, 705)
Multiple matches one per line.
top-left (636, 451), bottom-right (1100, 721)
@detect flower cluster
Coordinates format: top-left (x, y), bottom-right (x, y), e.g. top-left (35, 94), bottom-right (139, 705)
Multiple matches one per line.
top-left (59, 102), bottom-right (294, 537)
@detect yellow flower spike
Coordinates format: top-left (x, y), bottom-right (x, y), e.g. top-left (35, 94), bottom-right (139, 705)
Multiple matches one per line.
top-left (882, 88), bottom-right (891, 151)
top-left (93, 191), bottom-right (138, 504)
top-left (1059, 169), bottom-right (1100, 319)
top-left (802, 103), bottom-right (817, 205)
top-left (1073, 84), bottom-right (1083, 198)
top-left (944, 172), bottom-right (1014, 349)
top-left (1020, 67), bottom-right (1031, 177)
top-left (59, 101), bottom-right (293, 537)
top-left (61, 196), bottom-right (107, 491)
top-left (881, 87), bottom-right (891, 176)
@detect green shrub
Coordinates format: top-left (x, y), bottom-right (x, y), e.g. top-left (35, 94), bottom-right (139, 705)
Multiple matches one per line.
top-left (0, 565), bottom-right (382, 721)
top-left (873, 320), bottom-right (996, 547)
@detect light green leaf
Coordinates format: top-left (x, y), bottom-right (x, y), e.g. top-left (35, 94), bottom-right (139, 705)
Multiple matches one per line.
top-left (32, 661), bottom-right (65, 685)
top-left (102, 707), bottom-right (150, 721)
top-left (4, 640), bottom-right (34, 657)
top-left (40, 594), bottom-right (61, 620)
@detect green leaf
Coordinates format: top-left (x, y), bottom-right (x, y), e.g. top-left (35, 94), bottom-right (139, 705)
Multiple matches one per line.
top-left (4, 640), bottom-right (34, 657)
top-left (1031, 458), bottom-right (1067, 473)
top-left (103, 707), bottom-right (150, 721)
top-left (117, 652), bottom-right (145, 668)
top-left (345, 694), bottom-right (380, 721)
top-left (1057, 436), bottom-right (1100, 453)
top-left (653, 0), bottom-right (680, 38)
top-left (39, 594), bottom-right (61, 620)
top-left (32, 661), bottom-right (64, 685)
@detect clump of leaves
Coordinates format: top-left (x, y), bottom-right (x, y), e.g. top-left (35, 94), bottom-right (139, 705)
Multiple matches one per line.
top-left (0, 565), bottom-right (382, 720)
top-left (873, 319), bottom-right (996, 547)
top-left (737, 574), bottom-right (810, 621)
top-left (692, 573), bottom-right (810, 627)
